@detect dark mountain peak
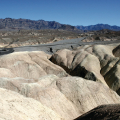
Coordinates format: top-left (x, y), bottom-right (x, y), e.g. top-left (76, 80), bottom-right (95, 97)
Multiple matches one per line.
top-left (0, 18), bottom-right (77, 31)
top-left (5, 17), bottom-right (13, 20)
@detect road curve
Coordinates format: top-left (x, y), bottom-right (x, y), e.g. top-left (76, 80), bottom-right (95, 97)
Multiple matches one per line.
top-left (1, 37), bottom-right (120, 55)
top-left (14, 37), bottom-right (120, 54)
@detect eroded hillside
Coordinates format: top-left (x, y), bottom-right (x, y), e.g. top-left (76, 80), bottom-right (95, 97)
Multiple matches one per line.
top-left (0, 42), bottom-right (120, 119)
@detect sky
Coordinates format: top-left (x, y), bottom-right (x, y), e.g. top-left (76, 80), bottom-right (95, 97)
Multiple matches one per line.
top-left (0, 0), bottom-right (120, 26)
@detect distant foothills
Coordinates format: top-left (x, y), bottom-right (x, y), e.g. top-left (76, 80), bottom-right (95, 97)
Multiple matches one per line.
top-left (0, 18), bottom-right (120, 31)
top-left (76, 24), bottom-right (120, 31)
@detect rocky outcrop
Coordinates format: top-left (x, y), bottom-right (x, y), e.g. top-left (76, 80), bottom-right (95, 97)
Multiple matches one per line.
top-left (50, 45), bottom-right (107, 86)
top-left (56, 77), bottom-right (120, 115)
top-left (0, 51), bottom-right (68, 78)
top-left (0, 75), bottom-right (120, 119)
top-left (112, 44), bottom-right (120, 57)
top-left (74, 104), bottom-right (120, 120)
top-left (93, 45), bottom-right (120, 95)
top-left (0, 87), bottom-right (63, 120)
top-left (104, 60), bottom-right (120, 95)
top-left (50, 44), bottom-right (120, 95)
top-left (0, 43), bottom-right (120, 119)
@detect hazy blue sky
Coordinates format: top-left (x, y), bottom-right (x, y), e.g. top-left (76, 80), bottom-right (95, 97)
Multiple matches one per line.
top-left (0, 0), bottom-right (120, 26)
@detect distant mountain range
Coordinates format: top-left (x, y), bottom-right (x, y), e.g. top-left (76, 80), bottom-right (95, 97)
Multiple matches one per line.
top-left (76, 24), bottom-right (120, 31)
top-left (0, 18), bottom-right (77, 31)
top-left (0, 18), bottom-right (120, 31)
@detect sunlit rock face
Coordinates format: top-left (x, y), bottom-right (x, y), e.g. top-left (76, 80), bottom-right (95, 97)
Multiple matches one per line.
top-left (50, 45), bottom-right (107, 85)
top-left (0, 43), bottom-right (120, 119)
top-left (50, 44), bottom-right (120, 94)
top-left (0, 51), bottom-right (68, 79)
top-left (0, 87), bottom-right (64, 120)
top-left (0, 75), bottom-right (120, 120)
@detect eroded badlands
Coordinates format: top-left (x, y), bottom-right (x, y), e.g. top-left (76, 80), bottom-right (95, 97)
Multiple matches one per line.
top-left (0, 43), bottom-right (120, 119)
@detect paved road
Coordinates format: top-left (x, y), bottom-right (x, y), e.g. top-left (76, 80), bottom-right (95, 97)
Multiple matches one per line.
top-left (14, 37), bottom-right (86, 54)
top-left (1, 37), bottom-right (120, 55)
top-left (14, 37), bottom-right (120, 54)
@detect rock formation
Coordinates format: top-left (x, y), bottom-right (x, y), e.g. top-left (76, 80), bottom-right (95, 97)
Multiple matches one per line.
top-left (0, 75), bottom-right (120, 119)
top-left (50, 43), bottom-right (120, 97)
top-left (0, 87), bottom-right (63, 120)
top-left (0, 18), bottom-right (77, 31)
top-left (112, 44), bottom-right (120, 57)
top-left (0, 51), bottom-right (68, 78)
top-left (50, 45), bottom-right (106, 85)
top-left (0, 43), bottom-right (120, 119)
top-left (74, 104), bottom-right (120, 120)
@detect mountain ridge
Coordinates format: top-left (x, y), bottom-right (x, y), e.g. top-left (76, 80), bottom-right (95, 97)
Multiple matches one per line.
top-left (0, 18), bottom-right (77, 31)
top-left (76, 24), bottom-right (120, 31)
top-left (0, 18), bottom-right (120, 31)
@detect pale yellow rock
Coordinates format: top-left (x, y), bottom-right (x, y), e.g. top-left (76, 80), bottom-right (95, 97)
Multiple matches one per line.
top-left (92, 45), bottom-right (114, 61)
top-left (50, 43), bottom-right (120, 94)
top-left (0, 75), bottom-right (120, 119)
top-left (0, 44), bottom-right (120, 119)
top-left (92, 44), bottom-right (120, 94)
top-left (0, 51), bottom-right (67, 79)
top-left (56, 77), bottom-right (120, 114)
top-left (0, 75), bottom-right (79, 120)
top-left (51, 45), bottom-right (107, 86)
top-left (104, 61), bottom-right (120, 93)
top-left (0, 88), bottom-right (64, 120)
